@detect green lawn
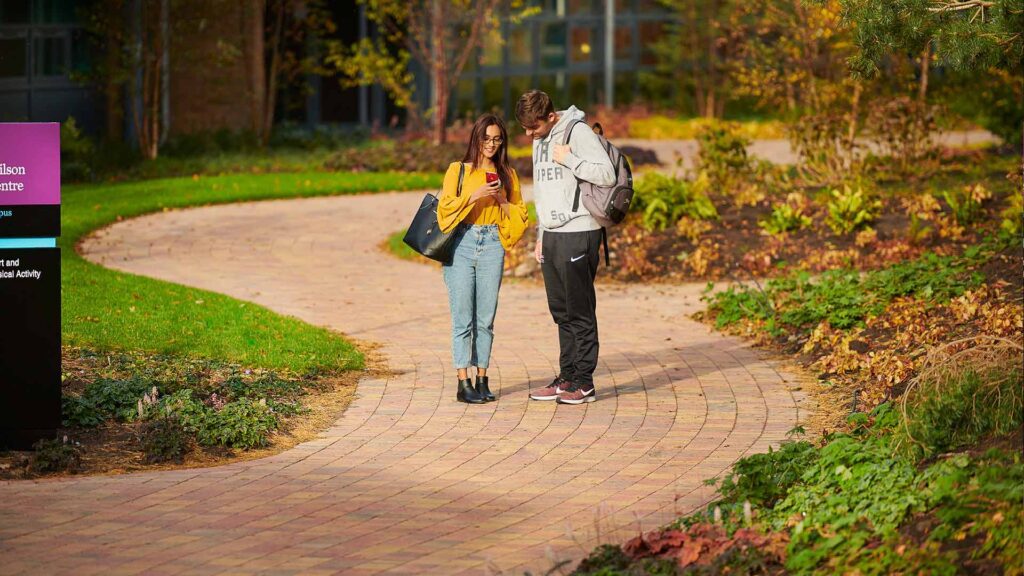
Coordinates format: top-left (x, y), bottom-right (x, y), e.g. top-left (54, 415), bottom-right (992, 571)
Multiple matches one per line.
top-left (63, 171), bottom-right (441, 373)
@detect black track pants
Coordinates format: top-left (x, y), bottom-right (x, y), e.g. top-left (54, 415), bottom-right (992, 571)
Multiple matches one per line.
top-left (540, 228), bottom-right (602, 385)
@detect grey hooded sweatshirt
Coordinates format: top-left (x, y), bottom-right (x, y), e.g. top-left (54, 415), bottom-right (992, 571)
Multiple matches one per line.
top-left (532, 106), bottom-right (616, 234)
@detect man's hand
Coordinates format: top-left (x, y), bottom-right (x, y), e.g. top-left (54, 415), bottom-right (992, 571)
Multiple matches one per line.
top-left (534, 235), bottom-right (544, 263)
top-left (552, 144), bottom-right (571, 165)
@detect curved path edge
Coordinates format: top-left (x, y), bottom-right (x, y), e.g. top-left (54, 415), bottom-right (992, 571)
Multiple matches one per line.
top-left (1, 190), bottom-right (812, 575)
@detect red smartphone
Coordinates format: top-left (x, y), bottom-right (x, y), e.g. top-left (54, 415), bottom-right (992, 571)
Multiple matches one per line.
top-left (486, 172), bottom-right (499, 185)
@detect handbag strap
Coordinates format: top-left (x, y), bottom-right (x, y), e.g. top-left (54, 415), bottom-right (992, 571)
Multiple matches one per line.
top-left (456, 162), bottom-right (465, 197)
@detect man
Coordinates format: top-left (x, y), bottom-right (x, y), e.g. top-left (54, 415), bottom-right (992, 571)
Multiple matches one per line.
top-left (516, 90), bottom-right (615, 405)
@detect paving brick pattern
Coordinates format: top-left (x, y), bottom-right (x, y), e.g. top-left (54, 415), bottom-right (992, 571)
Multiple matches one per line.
top-left (1, 191), bottom-right (809, 575)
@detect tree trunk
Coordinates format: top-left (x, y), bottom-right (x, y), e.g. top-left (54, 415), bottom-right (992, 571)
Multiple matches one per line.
top-left (689, 1), bottom-right (705, 117)
top-left (431, 0), bottom-right (447, 144)
top-left (846, 81), bottom-right (862, 166)
top-left (262, 0), bottom-right (285, 147)
top-left (247, 0), bottom-right (266, 138)
top-left (918, 44), bottom-right (930, 102)
top-left (159, 0), bottom-right (169, 145)
top-left (103, 7), bottom-right (123, 143)
top-left (705, 0), bottom-right (718, 119)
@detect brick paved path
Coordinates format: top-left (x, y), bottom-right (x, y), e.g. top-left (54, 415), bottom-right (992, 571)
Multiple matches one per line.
top-left (1, 191), bottom-right (809, 575)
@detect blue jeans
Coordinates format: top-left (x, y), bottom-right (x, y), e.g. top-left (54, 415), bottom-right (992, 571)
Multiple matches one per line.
top-left (443, 224), bottom-right (505, 369)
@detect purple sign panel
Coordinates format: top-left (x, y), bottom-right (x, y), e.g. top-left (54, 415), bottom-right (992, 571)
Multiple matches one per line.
top-left (0, 123), bottom-right (61, 449)
top-left (0, 123), bottom-right (61, 238)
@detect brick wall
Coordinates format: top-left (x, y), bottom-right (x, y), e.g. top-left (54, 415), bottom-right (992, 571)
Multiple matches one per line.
top-left (168, 0), bottom-right (262, 136)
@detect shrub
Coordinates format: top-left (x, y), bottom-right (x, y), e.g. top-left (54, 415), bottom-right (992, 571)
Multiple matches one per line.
top-left (197, 398), bottom-right (278, 449)
top-left (137, 415), bottom-right (192, 464)
top-left (161, 129), bottom-right (260, 157)
top-left (696, 123), bottom-right (752, 189)
top-left (61, 394), bottom-right (104, 428)
top-left (1001, 191), bottom-right (1023, 239)
top-left (60, 117), bottom-right (95, 182)
top-left (862, 251), bottom-right (980, 303)
top-left (942, 183), bottom-right (992, 225)
top-left (704, 249), bottom-right (981, 335)
top-left (157, 389), bottom-right (210, 433)
top-left (627, 115), bottom-right (786, 140)
top-left (324, 140), bottom-right (463, 173)
top-left (826, 184), bottom-right (881, 235)
top-left (28, 437), bottom-right (82, 474)
top-left (788, 113), bottom-right (858, 186)
top-left (224, 372), bottom-right (304, 401)
top-left (634, 172), bottom-right (718, 231)
top-left (760, 194), bottom-right (813, 236)
top-left (895, 338), bottom-right (1023, 459)
top-left (714, 440), bottom-right (819, 509)
top-left (865, 97), bottom-right (941, 178)
top-left (62, 377), bottom-right (154, 426)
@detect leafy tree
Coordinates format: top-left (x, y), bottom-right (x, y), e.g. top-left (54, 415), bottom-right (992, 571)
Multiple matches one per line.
top-left (326, 0), bottom-right (524, 144)
top-left (824, 0), bottom-right (1024, 145)
top-left (732, 0), bottom-right (860, 116)
top-left (650, 0), bottom-right (747, 118)
top-left (831, 0), bottom-right (1023, 77)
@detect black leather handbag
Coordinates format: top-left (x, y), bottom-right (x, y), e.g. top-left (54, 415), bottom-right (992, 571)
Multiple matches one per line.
top-left (403, 163), bottom-right (464, 264)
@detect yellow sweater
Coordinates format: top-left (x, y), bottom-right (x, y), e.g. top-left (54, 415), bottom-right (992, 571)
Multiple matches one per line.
top-left (437, 162), bottom-right (529, 251)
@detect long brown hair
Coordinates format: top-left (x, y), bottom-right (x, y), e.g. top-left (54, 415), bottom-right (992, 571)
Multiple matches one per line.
top-left (462, 113), bottom-right (514, 199)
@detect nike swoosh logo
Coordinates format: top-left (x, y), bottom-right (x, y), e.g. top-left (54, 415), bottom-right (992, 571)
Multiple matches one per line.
top-left (570, 254), bottom-right (586, 262)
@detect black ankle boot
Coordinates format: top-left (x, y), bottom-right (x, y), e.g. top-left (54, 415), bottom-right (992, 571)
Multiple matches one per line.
top-left (457, 378), bottom-right (485, 404)
top-left (475, 375), bottom-right (495, 402)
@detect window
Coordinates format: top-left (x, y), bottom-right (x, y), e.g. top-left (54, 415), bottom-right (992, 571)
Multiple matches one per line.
top-left (482, 77), bottom-right (504, 112)
top-left (537, 73), bottom-right (564, 102)
top-left (507, 24), bottom-right (533, 67)
top-left (539, 22), bottom-right (566, 69)
top-left (0, 0), bottom-right (30, 23)
top-left (0, 36), bottom-right (27, 78)
top-left (614, 71), bottom-right (636, 105)
top-left (614, 24), bottom-right (632, 61)
top-left (33, 33), bottom-right (68, 77)
top-left (479, 27), bottom-right (503, 67)
top-left (568, 0), bottom-right (594, 15)
top-left (454, 78), bottom-right (476, 120)
top-left (568, 73), bottom-right (591, 107)
top-left (569, 24), bottom-right (594, 64)
top-left (508, 75), bottom-right (533, 108)
top-left (31, 0), bottom-right (76, 23)
top-left (638, 21), bottom-right (664, 66)
top-left (637, 0), bottom-right (666, 12)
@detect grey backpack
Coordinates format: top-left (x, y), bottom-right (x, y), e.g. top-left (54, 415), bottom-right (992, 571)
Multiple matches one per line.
top-left (563, 119), bottom-right (635, 229)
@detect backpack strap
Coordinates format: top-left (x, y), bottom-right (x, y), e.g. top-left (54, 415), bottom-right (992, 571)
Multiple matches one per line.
top-left (601, 227), bottom-right (609, 267)
top-left (563, 119), bottom-right (582, 145)
top-left (456, 162), bottom-right (465, 196)
top-left (564, 120), bottom-right (584, 212)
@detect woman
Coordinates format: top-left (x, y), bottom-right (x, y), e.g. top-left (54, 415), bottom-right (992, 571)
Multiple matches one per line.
top-left (438, 114), bottom-right (529, 404)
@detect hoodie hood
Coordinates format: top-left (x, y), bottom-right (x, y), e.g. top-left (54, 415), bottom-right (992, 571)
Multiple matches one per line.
top-left (544, 106), bottom-right (586, 144)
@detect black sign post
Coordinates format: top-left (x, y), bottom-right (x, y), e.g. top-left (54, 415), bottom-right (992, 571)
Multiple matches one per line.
top-left (0, 123), bottom-right (62, 450)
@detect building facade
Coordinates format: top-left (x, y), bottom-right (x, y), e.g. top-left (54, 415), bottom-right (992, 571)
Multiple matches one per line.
top-left (0, 0), bottom-right (668, 138)
top-left (0, 0), bottom-right (99, 132)
top-left (319, 0), bottom-right (667, 128)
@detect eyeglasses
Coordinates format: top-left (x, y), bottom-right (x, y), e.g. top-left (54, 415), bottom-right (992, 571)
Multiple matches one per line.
top-left (482, 136), bottom-right (504, 145)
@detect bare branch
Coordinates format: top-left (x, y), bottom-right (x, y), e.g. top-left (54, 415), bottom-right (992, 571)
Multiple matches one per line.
top-left (927, 0), bottom-right (994, 13)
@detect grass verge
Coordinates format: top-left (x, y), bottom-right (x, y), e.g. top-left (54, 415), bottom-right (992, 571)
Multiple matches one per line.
top-left (64, 171), bottom-right (440, 372)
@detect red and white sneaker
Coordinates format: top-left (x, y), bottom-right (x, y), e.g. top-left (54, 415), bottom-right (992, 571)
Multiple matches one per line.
top-left (557, 381), bottom-right (596, 404)
top-left (529, 375), bottom-right (571, 401)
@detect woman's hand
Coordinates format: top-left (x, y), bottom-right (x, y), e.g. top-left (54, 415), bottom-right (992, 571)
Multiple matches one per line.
top-left (469, 180), bottom-right (501, 203)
